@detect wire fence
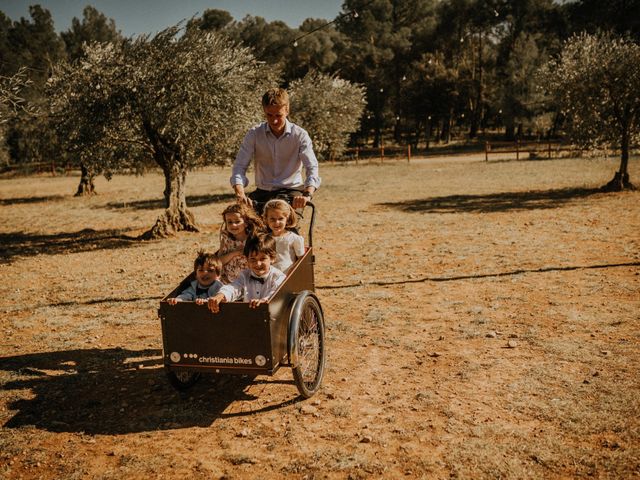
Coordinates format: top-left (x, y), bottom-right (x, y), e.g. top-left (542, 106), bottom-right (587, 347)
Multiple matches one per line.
top-left (333, 140), bottom-right (637, 165)
top-left (0, 160), bottom-right (66, 176)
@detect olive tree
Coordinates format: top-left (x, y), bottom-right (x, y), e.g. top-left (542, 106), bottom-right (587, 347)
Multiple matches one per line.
top-left (47, 26), bottom-right (275, 237)
top-left (0, 68), bottom-right (37, 166)
top-left (289, 71), bottom-right (366, 160)
top-left (58, 5), bottom-right (124, 196)
top-left (0, 68), bottom-right (34, 124)
top-left (542, 32), bottom-right (639, 191)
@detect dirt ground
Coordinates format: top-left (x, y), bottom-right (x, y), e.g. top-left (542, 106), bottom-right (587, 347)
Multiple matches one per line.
top-left (1, 154), bottom-right (639, 479)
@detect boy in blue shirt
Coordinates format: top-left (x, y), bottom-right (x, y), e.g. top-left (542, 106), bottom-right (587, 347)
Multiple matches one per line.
top-left (167, 251), bottom-right (223, 305)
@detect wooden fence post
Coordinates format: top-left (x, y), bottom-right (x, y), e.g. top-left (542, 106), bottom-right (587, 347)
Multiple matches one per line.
top-left (516, 140), bottom-right (520, 161)
top-left (407, 144), bottom-right (411, 163)
top-left (355, 146), bottom-right (359, 165)
top-left (548, 141), bottom-right (551, 159)
top-left (380, 145), bottom-right (384, 163)
top-left (485, 141), bottom-right (490, 162)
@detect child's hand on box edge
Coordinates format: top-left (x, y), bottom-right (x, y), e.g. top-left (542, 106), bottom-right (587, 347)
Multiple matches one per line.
top-left (249, 298), bottom-right (267, 309)
top-left (207, 294), bottom-right (225, 313)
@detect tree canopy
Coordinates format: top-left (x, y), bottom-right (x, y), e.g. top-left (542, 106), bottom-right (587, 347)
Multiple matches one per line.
top-left (47, 26), bottom-right (276, 237)
top-left (1, 0), bottom-right (636, 159)
top-left (1, 0), bottom-right (639, 203)
top-left (61, 5), bottom-right (123, 61)
top-left (0, 67), bottom-right (34, 124)
top-left (289, 71), bottom-right (366, 160)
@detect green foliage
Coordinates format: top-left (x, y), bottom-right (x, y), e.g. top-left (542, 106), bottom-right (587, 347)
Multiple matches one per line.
top-left (289, 71), bottom-right (366, 160)
top-left (287, 19), bottom-right (343, 80)
top-left (497, 31), bottom-right (549, 136)
top-left (493, 0), bottom-right (564, 138)
top-left (2, 0), bottom-right (638, 173)
top-left (186, 9), bottom-right (233, 32)
top-left (403, 51), bottom-right (460, 122)
top-left (227, 16), bottom-right (296, 72)
top-left (191, 11), bottom-right (341, 83)
top-left (48, 25), bottom-right (278, 235)
top-left (335, 0), bottom-right (438, 144)
top-left (567, 0), bottom-right (640, 41)
top-left (0, 6), bottom-right (67, 165)
top-left (0, 68), bottom-right (37, 166)
top-left (1, 5), bottom-right (66, 93)
top-left (47, 26), bottom-right (276, 178)
top-left (0, 68), bottom-right (34, 123)
top-left (61, 6), bottom-right (123, 61)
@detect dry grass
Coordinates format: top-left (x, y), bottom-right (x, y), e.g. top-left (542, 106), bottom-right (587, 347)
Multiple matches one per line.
top-left (1, 154), bottom-right (639, 479)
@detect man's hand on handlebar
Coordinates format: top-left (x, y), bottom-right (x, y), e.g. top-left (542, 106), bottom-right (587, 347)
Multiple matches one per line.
top-left (292, 188), bottom-right (315, 209)
top-left (292, 195), bottom-right (309, 209)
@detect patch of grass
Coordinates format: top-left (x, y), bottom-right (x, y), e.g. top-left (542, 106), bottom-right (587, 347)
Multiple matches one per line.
top-left (222, 453), bottom-right (256, 465)
top-left (364, 289), bottom-right (393, 300)
top-left (330, 404), bottom-right (351, 418)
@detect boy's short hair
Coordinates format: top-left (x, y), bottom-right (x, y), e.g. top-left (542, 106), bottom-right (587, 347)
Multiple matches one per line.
top-left (194, 250), bottom-right (222, 275)
top-left (262, 88), bottom-right (289, 107)
top-left (243, 233), bottom-right (277, 260)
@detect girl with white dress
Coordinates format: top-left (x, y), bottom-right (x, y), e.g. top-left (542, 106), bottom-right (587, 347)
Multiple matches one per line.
top-left (262, 199), bottom-right (305, 273)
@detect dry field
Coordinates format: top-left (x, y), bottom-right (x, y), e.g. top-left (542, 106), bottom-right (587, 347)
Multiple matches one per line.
top-left (1, 154), bottom-right (639, 479)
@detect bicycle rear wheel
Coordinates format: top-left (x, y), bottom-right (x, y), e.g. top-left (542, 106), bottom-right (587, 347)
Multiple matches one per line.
top-left (289, 293), bottom-right (326, 398)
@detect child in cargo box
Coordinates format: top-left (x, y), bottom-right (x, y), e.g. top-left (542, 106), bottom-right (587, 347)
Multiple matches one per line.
top-left (207, 233), bottom-right (285, 312)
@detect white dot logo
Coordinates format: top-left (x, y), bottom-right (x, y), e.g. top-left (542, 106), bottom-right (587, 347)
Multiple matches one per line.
top-left (170, 352), bottom-right (181, 363)
top-left (255, 355), bottom-right (266, 367)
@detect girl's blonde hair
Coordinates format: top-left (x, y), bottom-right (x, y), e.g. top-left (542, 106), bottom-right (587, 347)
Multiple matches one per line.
top-left (220, 202), bottom-right (265, 240)
top-left (263, 198), bottom-right (298, 229)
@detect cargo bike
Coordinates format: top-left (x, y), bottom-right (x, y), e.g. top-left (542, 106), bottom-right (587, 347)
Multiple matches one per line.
top-left (158, 200), bottom-right (326, 398)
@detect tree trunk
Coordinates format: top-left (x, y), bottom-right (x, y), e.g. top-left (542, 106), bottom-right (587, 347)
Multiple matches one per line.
top-left (74, 164), bottom-right (97, 196)
top-left (425, 116), bottom-right (432, 149)
top-left (504, 122), bottom-right (515, 141)
top-left (373, 116), bottom-right (382, 148)
top-left (469, 32), bottom-right (483, 139)
top-left (602, 170), bottom-right (635, 191)
top-left (141, 165), bottom-right (199, 239)
top-left (411, 119), bottom-right (422, 149)
top-left (602, 128), bottom-right (636, 191)
top-left (440, 114), bottom-right (451, 143)
top-left (393, 116), bottom-right (402, 144)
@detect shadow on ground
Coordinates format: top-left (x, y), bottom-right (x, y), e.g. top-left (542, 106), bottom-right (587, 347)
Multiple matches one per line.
top-left (318, 261), bottom-right (640, 289)
top-left (0, 194), bottom-right (67, 206)
top-left (0, 348), bottom-right (299, 434)
top-left (379, 186), bottom-right (605, 213)
top-left (0, 228), bottom-right (141, 263)
top-left (104, 193), bottom-right (235, 211)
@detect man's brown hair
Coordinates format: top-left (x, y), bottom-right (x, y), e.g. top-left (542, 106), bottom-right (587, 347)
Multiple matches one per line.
top-left (262, 88), bottom-right (289, 107)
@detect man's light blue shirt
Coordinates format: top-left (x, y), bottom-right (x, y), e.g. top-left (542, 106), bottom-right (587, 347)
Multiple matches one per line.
top-left (230, 119), bottom-right (321, 191)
